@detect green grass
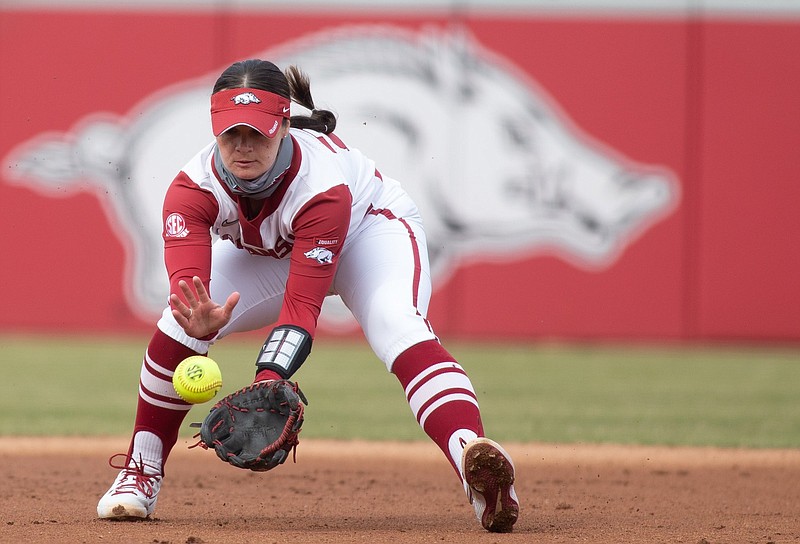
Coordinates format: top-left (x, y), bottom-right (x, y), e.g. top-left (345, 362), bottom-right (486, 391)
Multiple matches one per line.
top-left (2, 333), bottom-right (798, 448)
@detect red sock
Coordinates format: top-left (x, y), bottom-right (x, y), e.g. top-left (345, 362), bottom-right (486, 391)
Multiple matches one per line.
top-left (128, 329), bottom-right (199, 470)
top-left (392, 340), bottom-right (484, 477)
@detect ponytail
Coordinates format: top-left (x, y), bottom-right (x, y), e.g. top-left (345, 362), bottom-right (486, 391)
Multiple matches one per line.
top-left (284, 65), bottom-right (337, 135)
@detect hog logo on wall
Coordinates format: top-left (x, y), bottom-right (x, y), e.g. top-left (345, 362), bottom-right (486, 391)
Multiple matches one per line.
top-left (4, 25), bottom-right (679, 329)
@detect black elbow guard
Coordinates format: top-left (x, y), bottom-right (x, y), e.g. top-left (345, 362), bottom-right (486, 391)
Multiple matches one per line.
top-left (255, 325), bottom-right (313, 379)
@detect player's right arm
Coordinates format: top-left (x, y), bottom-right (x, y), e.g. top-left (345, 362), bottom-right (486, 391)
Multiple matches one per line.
top-left (161, 173), bottom-right (231, 339)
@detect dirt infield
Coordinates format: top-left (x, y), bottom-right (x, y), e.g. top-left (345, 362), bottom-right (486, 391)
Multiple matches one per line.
top-left (1, 438), bottom-right (798, 544)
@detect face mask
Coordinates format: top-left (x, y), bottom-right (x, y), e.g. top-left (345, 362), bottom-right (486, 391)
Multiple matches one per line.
top-left (213, 136), bottom-right (293, 199)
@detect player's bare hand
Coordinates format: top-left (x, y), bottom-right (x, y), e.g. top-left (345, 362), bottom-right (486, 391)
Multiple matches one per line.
top-left (170, 276), bottom-right (240, 339)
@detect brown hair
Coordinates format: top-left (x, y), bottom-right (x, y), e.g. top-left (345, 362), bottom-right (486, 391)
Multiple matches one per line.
top-left (213, 59), bottom-right (336, 135)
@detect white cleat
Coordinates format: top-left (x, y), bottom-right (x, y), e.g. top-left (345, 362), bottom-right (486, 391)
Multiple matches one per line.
top-left (97, 455), bottom-right (162, 520)
top-left (462, 437), bottom-right (519, 533)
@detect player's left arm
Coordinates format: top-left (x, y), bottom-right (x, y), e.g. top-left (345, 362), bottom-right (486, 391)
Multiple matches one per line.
top-left (254, 184), bottom-right (352, 380)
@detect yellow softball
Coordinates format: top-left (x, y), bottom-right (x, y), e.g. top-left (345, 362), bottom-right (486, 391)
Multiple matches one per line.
top-left (172, 356), bottom-right (223, 404)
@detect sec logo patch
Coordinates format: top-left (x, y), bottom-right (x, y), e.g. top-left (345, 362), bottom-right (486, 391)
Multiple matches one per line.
top-left (165, 213), bottom-right (189, 238)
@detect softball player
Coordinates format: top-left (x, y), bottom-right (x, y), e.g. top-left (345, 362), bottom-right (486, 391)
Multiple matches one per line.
top-left (97, 59), bottom-right (519, 532)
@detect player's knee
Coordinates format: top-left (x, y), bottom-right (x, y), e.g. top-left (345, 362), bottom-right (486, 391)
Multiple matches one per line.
top-left (361, 302), bottom-right (435, 366)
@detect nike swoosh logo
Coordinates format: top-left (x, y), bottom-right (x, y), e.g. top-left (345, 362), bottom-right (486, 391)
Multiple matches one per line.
top-left (282, 106), bottom-right (290, 113)
top-left (221, 218), bottom-right (239, 227)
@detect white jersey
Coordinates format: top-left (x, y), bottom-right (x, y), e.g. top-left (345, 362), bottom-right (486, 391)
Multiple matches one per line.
top-left (160, 127), bottom-right (421, 339)
top-left (169, 128), bottom-right (413, 259)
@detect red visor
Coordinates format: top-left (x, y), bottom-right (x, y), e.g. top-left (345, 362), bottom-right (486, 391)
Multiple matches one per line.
top-left (210, 88), bottom-right (291, 138)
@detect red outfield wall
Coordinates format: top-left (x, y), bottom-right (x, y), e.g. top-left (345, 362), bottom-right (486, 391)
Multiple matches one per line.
top-left (0, 7), bottom-right (798, 343)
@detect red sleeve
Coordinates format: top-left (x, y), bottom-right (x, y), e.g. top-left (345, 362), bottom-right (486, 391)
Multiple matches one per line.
top-left (162, 173), bottom-right (219, 306)
top-left (277, 184), bottom-right (352, 336)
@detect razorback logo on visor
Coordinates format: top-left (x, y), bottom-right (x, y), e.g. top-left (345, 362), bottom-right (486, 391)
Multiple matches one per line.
top-left (232, 92), bottom-right (261, 105)
top-left (304, 247), bottom-right (334, 264)
top-left (165, 213), bottom-right (189, 238)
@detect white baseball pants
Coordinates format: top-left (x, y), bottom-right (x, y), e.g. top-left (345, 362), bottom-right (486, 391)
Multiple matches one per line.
top-left (157, 201), bottom-right (437, 370)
